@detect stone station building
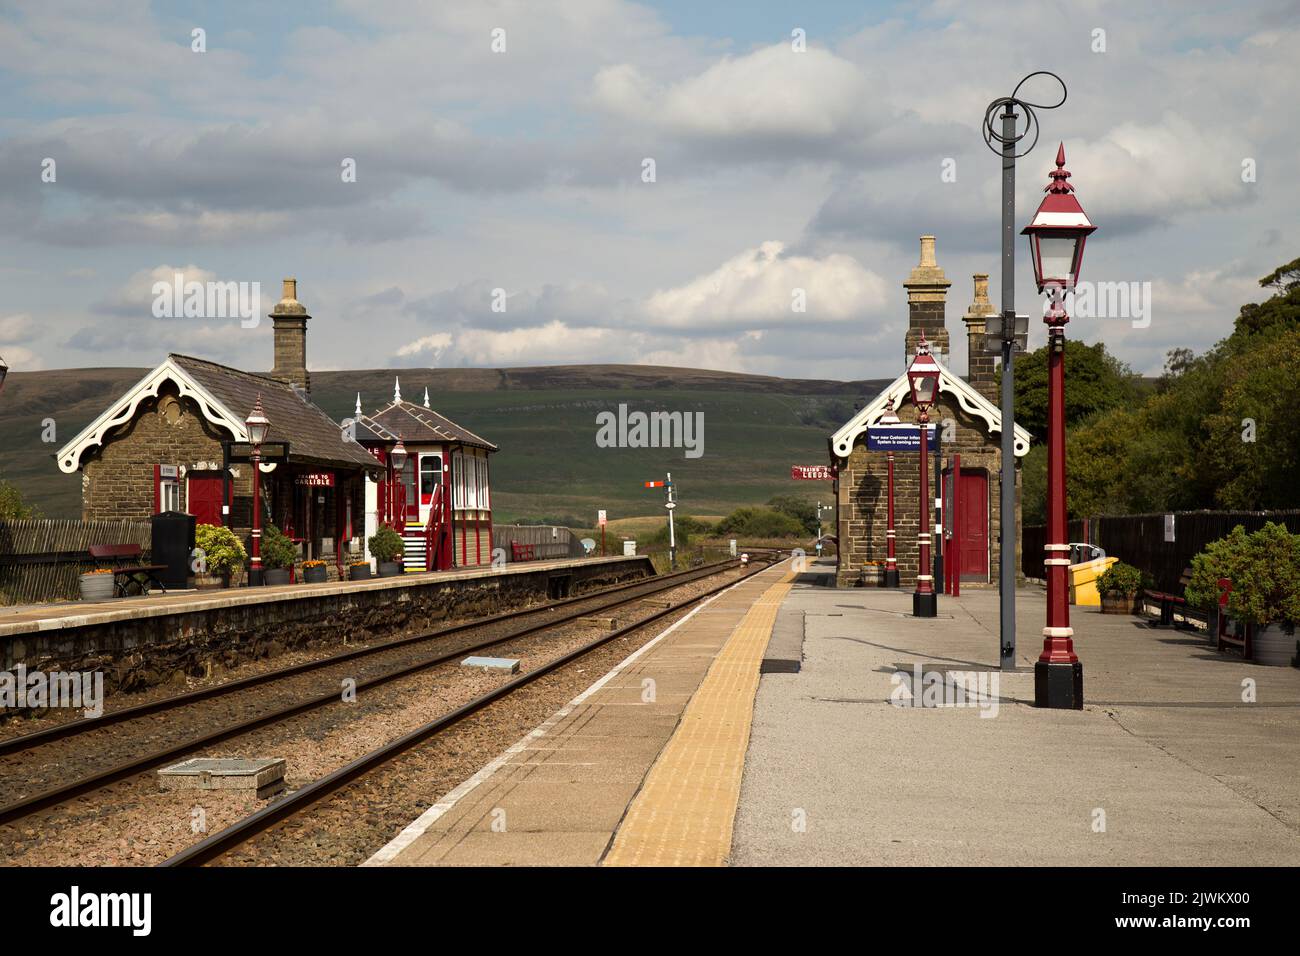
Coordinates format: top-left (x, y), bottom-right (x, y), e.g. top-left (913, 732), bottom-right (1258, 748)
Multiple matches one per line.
top-left (829, 237), bottom-right (1031, 589)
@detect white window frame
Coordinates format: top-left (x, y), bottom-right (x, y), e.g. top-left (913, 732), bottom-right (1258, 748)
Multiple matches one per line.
top-left (160, 479), bottom-right (182, 513)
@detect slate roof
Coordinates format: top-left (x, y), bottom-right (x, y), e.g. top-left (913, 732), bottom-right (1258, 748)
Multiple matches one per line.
top-left (170, 354), bottom-right (380, 471)
top-left (359, 400), bottom-right (498, 452)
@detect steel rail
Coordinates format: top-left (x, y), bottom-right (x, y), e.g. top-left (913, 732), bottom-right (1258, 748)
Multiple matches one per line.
top-left (0, 558), bottom-right (762, 826)
top-left (161, 556), bottom-right (785, 866)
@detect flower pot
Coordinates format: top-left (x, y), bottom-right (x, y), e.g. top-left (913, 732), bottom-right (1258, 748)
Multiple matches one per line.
top-left (194, 572), bottom-right (231, 591)
top-left (1100, 591), bottom-right (1137, 615)
top-left (303, 566), bottom-right (328, 584)
top-left (78, 572), bottom-right (117, 601)
top-left (265, 568), bottom-right (291, 586)
top-left (349, 564), bottom-right (372, 581)
top-left (1253, 624), bottom-right (1298, 667)
top-left (377, 561), bottom-right (403, 578)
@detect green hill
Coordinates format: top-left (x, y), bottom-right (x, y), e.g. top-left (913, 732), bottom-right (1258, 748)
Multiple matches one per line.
top-left (0, 363), bottom-right (886, 523)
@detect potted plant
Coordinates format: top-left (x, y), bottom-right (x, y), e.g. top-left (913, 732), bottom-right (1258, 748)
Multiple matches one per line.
top-left (1188, 522), bottom-right (1300, 666)
top-left (369, 525), bottom-right (405, 577)
top-left (349, 560), bottom-right (372, 581)
top-left (860, 560), bottom-right (885, 587)
top-left (302, 558), bottom-right (329, 584)
top-left (194, 523), bottom-right (248, 589)
top-left (261, 524), bottom-right (297, 586)
top-left (78, 567), bottom-right (116, 601)
top-left (1097, 562), bottom-right (1147, 615)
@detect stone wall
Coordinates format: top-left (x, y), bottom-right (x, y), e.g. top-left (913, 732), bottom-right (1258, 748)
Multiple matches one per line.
top-left (82, 388), bottom-right (250, 522)
top-left (2, 556), bottom-right (654, 697)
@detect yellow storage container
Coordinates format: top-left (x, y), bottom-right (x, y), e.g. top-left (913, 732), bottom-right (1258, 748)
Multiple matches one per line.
top-left (1069, 556), bottom-right (1117, 607)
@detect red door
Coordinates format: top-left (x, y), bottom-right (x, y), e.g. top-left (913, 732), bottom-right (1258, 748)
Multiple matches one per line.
top-left (187, 473), bottom-right (226, 527)
top-left (958, 471), bottom-right (989, 581)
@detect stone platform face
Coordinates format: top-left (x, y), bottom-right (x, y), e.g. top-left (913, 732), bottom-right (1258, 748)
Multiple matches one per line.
top-left (730, 577), bottom-right (1300, 867)
top-left (366, 563), bottom-right (793, 867)
top-left (0, 556), bottom-right (652, 687)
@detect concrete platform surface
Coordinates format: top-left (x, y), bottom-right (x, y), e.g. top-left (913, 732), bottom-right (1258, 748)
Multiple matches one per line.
top-left (731, 568), bottom-right (1300, 866)
top-left (366, 563), bottom-right (792, 867)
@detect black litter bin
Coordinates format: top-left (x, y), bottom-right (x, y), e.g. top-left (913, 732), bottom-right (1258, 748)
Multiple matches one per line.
top-left (151, 511), bottom-right (196, 589)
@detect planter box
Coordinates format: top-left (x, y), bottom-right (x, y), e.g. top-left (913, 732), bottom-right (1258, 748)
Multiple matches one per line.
top-left (264, 568), bottom-right (291, 586)
top-left (1253, 624), bottom-right (1298, 667)
top-left (377, 561), bottom-right (403, 578)
top-left (349, 564), bottom-right (372, 581)
top-left (78, 572), bottom-right (117, 601)
top-left (303, 566), bottom-right (328, 584)
top-left (1100, 591), bottom-right (1138, 615)
top-left (193, 573), bottom-right (231, 591)
top-left (861, 566), bottom-right (885, 587)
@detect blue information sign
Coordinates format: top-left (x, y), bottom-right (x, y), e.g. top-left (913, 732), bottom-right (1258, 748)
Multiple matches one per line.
top-left (866, 424), bottom-right (937, 451)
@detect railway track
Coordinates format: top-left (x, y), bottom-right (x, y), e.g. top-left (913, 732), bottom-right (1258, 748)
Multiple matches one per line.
top-left (161, 554), bottom-right (782, 866)
top-left (0, 556), bottom-right (774, 830)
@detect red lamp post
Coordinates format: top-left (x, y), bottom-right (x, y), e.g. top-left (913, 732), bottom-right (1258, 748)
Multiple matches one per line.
top-left (1022, 144), bottom-right (1096, 709)
top-left (245, 396), bottom-right (271, 586)
top-left (881, 396), bottom-right (901, 588)
top-left (907, 335), bottom-right (941, 617)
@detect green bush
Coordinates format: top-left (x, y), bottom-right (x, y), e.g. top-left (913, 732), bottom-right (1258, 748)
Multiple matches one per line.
top-left (1186, 522), bottom-right (1300, 626)
top-left (644, 514), bottom-right (713, 549)
top-left (368, 524), bottom-right (405, 563)
top-left (714, 507), bottom-right (805, 539)
top-left (260, 524), bottom-right (298, 570)
top-left (194, 523), bottom-right (247, 577)
top-left (1096, 561), bottom-right (1148, 596)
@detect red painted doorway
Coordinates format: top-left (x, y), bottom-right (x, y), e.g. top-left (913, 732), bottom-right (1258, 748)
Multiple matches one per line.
top-left (956, 470), bottom-right (989, 582)
top-left (187, 472), bottom-right (227, 526)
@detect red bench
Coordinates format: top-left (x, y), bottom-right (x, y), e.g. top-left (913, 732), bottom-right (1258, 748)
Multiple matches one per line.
top-left (1142, 566), bottom-right (1196, 627)
top-left (510, 541), bottom-right (536, 562)
top-left (89, 544), bottom-right (168, 597)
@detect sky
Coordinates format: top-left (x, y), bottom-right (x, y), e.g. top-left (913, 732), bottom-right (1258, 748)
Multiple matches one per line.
top-left (0, 0), bottom-right (1295, 383)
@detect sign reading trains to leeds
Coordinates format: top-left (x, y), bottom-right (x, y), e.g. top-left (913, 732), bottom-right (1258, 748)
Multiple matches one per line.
top-left (866, 424), bottom-right (937, 451)
top-left (791, 465), bottom-right (834, 480)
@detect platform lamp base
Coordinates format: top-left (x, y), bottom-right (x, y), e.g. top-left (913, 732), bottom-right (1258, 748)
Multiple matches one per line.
top-left (912, 591), bottom-right (937, 618)
top-left (884, 568), bottom-right (900, 588)
top-left (1034, 660), bottom-right (1083, 709)
top-left (248, 568), bottom-right (264, 587)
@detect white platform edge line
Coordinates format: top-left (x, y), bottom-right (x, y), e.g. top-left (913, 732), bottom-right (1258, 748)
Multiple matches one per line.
top-left (360, 568), bottom-right (774, 867)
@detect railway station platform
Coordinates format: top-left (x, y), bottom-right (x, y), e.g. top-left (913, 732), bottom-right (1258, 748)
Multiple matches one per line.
top-left (368, 558), bottom-right (1300, 867)
top-left (1, 556), bottom-right (652, 684)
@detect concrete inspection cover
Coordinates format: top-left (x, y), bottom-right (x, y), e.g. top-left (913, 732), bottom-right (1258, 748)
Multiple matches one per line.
top-left (157, 757), bottom-right (286, 798)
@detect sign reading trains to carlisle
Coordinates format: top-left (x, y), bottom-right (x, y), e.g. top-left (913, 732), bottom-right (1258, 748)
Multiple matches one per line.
top-left (790, 465), bottom-right (834, 480)
top-left (866, 424), bottom-right (937, 451)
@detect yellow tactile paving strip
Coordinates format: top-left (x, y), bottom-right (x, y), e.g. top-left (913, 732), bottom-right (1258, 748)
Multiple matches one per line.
top-left (602, 570), bottom-right (794, 866)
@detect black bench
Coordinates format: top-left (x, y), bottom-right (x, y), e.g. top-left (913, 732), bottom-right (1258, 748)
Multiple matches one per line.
top-left (1141, 566), bottom-right (1199, 627)
top-left (89, 544), bottom-right (168, 597)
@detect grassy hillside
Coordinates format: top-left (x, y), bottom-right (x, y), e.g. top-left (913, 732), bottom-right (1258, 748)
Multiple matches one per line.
top-left (0, 363), bottom-right (886, 522)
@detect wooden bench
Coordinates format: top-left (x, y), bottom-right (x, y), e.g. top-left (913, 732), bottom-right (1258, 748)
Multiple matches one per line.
top-left (1141, 566), bottom-right (1197, 627)
top-left (509, 541), bottom-right (536, 562)
top-left (88, 544), bottom-right (168, 597)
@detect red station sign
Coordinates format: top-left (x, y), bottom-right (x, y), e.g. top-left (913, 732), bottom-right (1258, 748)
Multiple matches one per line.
top-left (790, 465), bottom-right (834, 481)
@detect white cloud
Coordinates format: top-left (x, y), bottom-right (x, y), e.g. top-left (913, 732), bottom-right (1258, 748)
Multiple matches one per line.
top-left (644, 241), bottom-right (888, 329)
top-left (0, 313), bottom-right (39, 344)
top-left (396, 332), bottom-right (453, 361)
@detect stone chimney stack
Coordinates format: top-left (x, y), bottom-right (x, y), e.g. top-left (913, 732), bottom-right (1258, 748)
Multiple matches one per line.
top-left (903, 236), bottom-right (951, 368)
top-left (269, 278), bottom-right (310, 394)
top-left (963, 274), bottom-right (999, 402)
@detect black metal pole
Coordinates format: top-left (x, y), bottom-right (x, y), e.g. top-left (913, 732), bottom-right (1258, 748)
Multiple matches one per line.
top-left (999, 104), bottom-right (1018, 670)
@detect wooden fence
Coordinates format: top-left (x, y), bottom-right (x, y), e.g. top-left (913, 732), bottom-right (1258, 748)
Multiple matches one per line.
top-left (1023, 510), bottom-right (1300, 593)
top-left (0, 519), bottom-right (153, 606)
top-left (493, 524), bottom-right (586, 562)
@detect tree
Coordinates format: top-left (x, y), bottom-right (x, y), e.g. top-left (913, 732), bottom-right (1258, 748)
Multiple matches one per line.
top-left (1013, 340), bottom-right (1140, 442)
top-left (0, 477), bottom-right (39, 520)
top-left (766, 495), bottom-right (819, 535)
top-left (1232, 256), bottom-right (1300, 339)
